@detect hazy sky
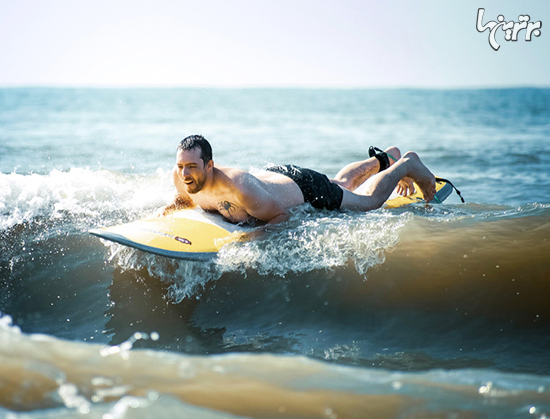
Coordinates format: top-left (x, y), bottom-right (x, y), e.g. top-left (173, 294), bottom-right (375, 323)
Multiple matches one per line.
top-left (0, 0), bottom-right (548, 88)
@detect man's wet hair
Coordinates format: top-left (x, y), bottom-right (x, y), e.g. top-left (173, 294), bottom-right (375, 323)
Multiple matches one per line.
top-left (177, 135), bottom-right (213, 165)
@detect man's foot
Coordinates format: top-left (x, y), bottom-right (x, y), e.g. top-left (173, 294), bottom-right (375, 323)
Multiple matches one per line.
top-left (401, 152), bottom-right (436, 202)
top-left (384, 147), bottom-right (416, 196)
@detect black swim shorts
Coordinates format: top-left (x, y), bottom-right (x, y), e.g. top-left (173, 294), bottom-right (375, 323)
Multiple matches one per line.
top-left (265, 164), bottom-right (344, 210)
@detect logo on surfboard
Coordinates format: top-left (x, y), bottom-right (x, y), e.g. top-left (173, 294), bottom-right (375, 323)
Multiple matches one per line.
top-left (174, 236), bottom-right (192, 245)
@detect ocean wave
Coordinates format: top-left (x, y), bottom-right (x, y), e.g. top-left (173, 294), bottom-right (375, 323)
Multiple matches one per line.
top-left (101, 203), bottom-right (550, 304)
top-left (2, 203), bottom-right (547, 375)
top-left (1, 313), bottom-right (549, 418)
top-left (2, 168), bottom-right (549, 307)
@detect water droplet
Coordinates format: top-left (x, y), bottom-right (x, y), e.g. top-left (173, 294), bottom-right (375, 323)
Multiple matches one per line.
top-left (478, 382), bottom-right (493, 394)
top-left (392, 381), bottom-right (403, 390)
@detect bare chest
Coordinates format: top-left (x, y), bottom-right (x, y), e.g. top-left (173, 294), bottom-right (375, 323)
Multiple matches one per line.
top-left (192, 193), bottom-right (251, 224)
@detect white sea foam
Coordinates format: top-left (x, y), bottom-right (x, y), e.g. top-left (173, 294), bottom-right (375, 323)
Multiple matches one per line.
top-left (0, 168), bottom-right (173, 231)
top-left (216, 210), bottom-right (409, 276)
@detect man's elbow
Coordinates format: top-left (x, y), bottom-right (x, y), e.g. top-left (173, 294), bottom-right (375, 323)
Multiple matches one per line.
top-left (267, 211), bottom-right (289, 225)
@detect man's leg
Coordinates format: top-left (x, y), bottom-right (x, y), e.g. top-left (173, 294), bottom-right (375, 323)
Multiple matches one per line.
top-left (332, 146), bottom-right (401, 191)
top-left (339, 152), bottom-right (436, 211)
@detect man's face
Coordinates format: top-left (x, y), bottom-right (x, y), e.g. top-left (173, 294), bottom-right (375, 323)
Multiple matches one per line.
top-left (176, 148), bottom-right (211, 194)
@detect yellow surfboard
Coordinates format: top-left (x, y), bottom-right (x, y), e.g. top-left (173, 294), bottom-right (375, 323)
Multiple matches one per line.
top-left (90, 210), bottom-right (248, 261)
top-left (91, 178), bottom-right (455, 260)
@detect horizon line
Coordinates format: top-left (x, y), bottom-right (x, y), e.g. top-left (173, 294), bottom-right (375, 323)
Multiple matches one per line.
top-left (1, 83), bottom-right (550, 90)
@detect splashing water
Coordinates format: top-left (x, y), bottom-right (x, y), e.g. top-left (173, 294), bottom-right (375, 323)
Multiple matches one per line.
top-left (103, 208), bottom-right (410, 302)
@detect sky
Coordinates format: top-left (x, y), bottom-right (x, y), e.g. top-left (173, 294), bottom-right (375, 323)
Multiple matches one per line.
top-left (0, 0), bottom-right (548, 88)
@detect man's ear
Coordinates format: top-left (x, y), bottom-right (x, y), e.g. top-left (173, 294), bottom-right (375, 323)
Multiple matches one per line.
top-left (206, 159), bottom-right (214, 172)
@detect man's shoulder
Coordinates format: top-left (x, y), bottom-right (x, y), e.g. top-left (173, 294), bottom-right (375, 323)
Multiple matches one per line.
top-left (215, 165), bottom-right (256, 184)
top-left (213, 165), bottom-right (264, 198)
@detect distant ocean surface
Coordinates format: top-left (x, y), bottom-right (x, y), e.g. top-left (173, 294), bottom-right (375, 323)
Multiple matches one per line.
top-left (1, 87), bottom-right (549, 418)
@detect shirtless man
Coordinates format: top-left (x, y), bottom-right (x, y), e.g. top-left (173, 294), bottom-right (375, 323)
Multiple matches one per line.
top-left (160, 135), bottom-right (436, 225)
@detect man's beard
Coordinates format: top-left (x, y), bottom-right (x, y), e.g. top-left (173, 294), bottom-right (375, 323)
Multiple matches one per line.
top-left (184, 176), bottom-right (205, 194)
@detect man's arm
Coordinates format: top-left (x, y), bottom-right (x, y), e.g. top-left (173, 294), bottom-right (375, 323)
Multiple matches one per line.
top-left (234, 173), bottom-right (289, 225)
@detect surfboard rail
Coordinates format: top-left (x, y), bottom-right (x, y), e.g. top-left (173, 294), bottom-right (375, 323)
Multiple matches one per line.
top-left (89, 228), bottom-right (218, 260)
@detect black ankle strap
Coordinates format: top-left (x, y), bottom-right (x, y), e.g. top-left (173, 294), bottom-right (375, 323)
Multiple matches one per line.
top-left (369, 146), bottom-right (390, 172)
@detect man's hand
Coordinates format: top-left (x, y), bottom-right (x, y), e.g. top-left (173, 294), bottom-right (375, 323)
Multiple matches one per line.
top-left (157, 196), bottom-right (195, 217)
top-left (157, 203), bottom-right (177, 217)
top-left (396, 177), bottom-right (415, 196)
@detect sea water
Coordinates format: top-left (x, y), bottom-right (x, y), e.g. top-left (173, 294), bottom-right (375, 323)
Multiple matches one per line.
top-left (0, 88), bottom-right (549, 418)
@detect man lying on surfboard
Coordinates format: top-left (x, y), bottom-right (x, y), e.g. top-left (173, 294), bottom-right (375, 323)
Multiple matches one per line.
top-left (159, 135), bottom-right (436, 225)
